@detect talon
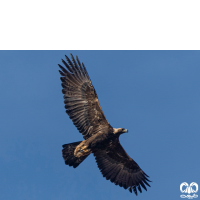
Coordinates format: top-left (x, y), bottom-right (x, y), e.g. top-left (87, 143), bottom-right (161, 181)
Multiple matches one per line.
top-left (74, 141), bottom-right (92, 157)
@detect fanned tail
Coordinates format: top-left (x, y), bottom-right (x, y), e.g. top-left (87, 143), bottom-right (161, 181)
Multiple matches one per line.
top-left (62, 141), bottom-right (89, 168)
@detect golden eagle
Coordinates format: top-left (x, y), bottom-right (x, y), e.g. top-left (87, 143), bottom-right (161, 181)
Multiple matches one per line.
top-left (58, 54), bottom-right (151, 195)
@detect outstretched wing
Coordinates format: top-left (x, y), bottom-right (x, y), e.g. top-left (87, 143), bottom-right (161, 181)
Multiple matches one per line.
top-left (94, 139), bottom-right (151, 195)
top-left (58, 54), bottom-right (111, 139)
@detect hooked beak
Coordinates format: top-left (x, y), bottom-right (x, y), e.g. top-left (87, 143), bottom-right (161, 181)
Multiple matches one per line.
top-left (123, 129), bottom-right (128, 133)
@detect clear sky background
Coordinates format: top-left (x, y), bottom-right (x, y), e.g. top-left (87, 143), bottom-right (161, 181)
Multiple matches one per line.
top-left (0, 51), bottom-right (200, 200)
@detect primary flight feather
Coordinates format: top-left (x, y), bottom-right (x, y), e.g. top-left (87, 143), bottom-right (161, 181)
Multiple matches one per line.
top-left (58, 54), bottom-right (151, 195)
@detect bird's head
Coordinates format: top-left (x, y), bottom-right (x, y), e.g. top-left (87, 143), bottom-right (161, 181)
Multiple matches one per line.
top-left (113, 128), bottom-right (128, 135)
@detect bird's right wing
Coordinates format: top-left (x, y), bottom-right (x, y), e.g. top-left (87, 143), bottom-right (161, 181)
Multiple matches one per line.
top-left (58, 54), bottom-right (112, 139)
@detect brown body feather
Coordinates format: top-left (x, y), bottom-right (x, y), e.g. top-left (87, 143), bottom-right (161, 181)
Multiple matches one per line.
top-left (59, 54), bottom-right (151, 195)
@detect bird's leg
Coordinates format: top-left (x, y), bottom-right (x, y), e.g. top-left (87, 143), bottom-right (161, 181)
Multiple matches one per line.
top-left (74, 140), bottom-right (91, 157)
top-left (80, 145), bottom-right (91, 154)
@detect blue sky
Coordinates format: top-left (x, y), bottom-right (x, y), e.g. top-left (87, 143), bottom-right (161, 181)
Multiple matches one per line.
top-left (0, 51), bottom-right (200, 200)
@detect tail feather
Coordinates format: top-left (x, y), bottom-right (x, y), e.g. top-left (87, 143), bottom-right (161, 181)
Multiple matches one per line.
top-left (62, 141), bottom-right (89, 168)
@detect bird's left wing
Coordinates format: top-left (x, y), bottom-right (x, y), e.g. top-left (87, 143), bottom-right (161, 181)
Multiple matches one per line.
top-left (93, 139), bottom-right (151, 195)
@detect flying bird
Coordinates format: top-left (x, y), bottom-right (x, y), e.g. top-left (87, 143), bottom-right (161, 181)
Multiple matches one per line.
top-left (58, 54), bottom-right (151, 195)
